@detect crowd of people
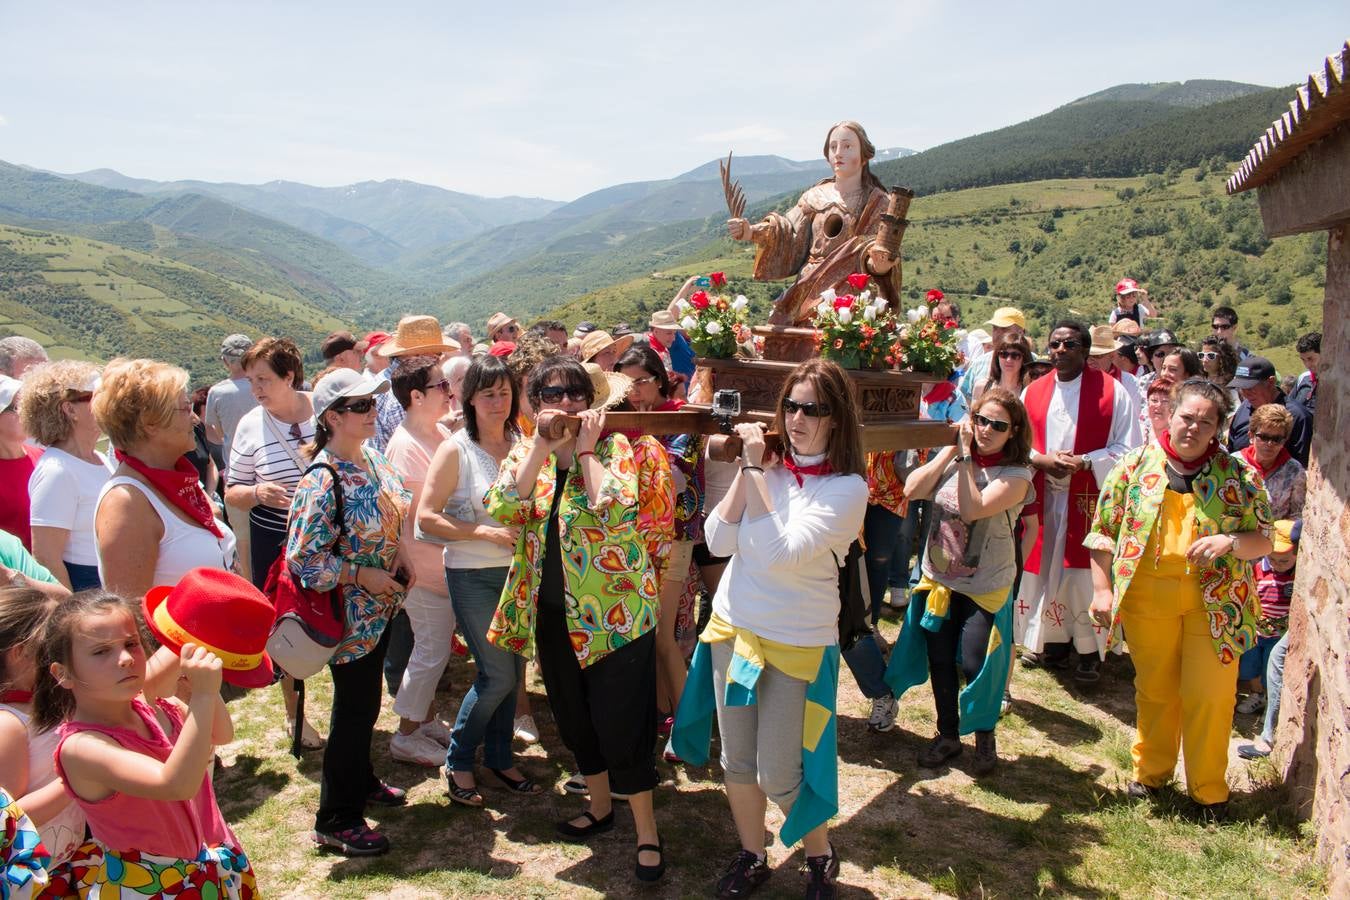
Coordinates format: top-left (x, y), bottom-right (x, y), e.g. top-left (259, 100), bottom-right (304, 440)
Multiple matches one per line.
top-left (0, 277), bottom-right (1320, 896)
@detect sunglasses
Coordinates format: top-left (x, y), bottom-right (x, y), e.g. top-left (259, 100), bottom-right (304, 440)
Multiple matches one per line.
top-left (1199, 351), bottom-right (1219, 361)
top-left (538, 386), bottom-right (590, 404)
top-left (973, 412), bottom-right (1012, 433)
top-left (1251, 431), bottom-right (1287, 444)
top-left (628, 375), bottom-right (659, 387)
top-left (1150, 349), bottom-right (1171, 359)
top-left (1047, 339), bottom-right (1081, 350)
top-left (782, 398), bottom-right (832, 417)
top-left (424, 379), bottom-right (451, 394)
top-left (1212, 321), bottom-right (1234, 330)
top-left (335, 397), bottom-right (376, 415)
top-left (997, 351), bottom-right (1025, 360)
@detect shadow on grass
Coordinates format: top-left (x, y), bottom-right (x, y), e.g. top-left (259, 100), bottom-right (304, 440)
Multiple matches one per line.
top-left (834, 747), bottom-right (1110, 897)
top-left (215, 753), bottom-right (290, 821)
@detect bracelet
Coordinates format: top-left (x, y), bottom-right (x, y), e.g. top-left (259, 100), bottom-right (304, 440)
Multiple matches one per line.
top-left (576, 450), bottom-right (596, 461)
top-left (741, 465), bottom-right (764, 473)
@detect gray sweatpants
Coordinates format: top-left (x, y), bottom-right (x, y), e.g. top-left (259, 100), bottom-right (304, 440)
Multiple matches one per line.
top-left (711, 638), bottom-right (808, 813)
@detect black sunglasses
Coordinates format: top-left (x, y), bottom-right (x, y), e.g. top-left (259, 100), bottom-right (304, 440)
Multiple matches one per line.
top-left (998, 350), bottom-right (1025, 360)
top-left (335, 397), bottom-right (375, 414)
top-left (782, 398), bottom-right (832, 417)
top-left (1047, 339), bottom-right (1081, 350)
top-left (973, 412), bottom-right (1012, 433)
top-left (1212, 321), bottom-right (1234, 330)
top-left (538, 386), bottom-right (590, 405)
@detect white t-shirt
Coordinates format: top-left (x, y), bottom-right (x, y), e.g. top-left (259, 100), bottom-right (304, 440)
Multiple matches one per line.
top-left (385, 424), bottom-right (453, 594)
top-left (226, 406), bottom-right (315, 534)
top-left (27, 447), bottom-right (114, 565)
top-left (706, 465), bottom-right (869, 647)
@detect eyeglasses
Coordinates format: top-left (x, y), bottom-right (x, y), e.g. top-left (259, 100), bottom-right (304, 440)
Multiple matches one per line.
top-left (538, 386), bottom-right (590, 404)
top-left (997, 351), bottom-right (1024, 361)
top-left (424, 380), bottom-right (451, 394)
top-left (1251, 431), bottom-right (1287, 444)
top-left (1199, 351), bottom-right (1220, 361)
top-left (973, 412), bottom-right (1012, 433)
top-left (1047, 339), bottom-right (1081, 350)
top-left (335, 397), bottom-right (376, 414)
top-left (782, 398), bottom-right (832, 417)
top-left (628, 375), bottom-right (658, 387)
top-left (1212, 321), bottom-right (1235, 331)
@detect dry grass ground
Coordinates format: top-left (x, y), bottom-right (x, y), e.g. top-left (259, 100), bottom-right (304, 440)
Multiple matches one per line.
top-left (216, 617), bottom-right (1327, 899)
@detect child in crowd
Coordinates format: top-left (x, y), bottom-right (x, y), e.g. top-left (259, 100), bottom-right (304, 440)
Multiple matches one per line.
top-left (1235, 520), bottom-right (1299, 716)
top-left (32, 590), bottom-right (257, 898)
top-left (0, 587), bottom-right (86, 881)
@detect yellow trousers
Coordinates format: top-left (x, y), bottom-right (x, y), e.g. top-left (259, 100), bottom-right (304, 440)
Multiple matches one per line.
top-left (1120, 572), bottom-right (1237, 804)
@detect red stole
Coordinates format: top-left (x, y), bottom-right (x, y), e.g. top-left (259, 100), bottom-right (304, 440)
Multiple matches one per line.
top-left (1023, 368), bottom-right (1115, 572)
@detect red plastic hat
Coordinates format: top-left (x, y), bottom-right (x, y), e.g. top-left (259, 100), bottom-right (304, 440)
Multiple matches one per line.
top-left (143, 568), bottom-right (276, 688)
top-left (355, 331), bottom-right (391, 353)
top-left (488, 340), bottom-right (516, 358)
top-left (925, 289), bottom-right (945, 303)
top-left (1115, 278), bottom-right (1142, 295)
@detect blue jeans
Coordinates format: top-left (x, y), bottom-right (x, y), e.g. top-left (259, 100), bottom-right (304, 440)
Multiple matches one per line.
top-left (889, 500), bottom-right (930, 590)
top-left (843, 633), bottom-right (891, 700)
top-left (1238, 633), bottom-right (1281, 687)
top-left (446, 567), bottom-right (522, 772)
top-left (863, 505), bottom-right (904, 621)
top-left (382, 609), bottom-right (414, 696)
top-left (1259, 631), bottom-right (1289, 745)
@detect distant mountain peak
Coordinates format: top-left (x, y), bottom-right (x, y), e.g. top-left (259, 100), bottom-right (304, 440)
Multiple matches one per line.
top-left (1066, 79), bottom-right (1271, 109)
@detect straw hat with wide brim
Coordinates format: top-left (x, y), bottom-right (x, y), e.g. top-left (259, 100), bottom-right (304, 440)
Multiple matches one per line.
top-left (579, 330), bottom-right (635, 363)
top-left (649, 310), bottom-right (681, 331)
top-left (583, 363), bottom-right (634, 411)
top-left (486, 312), bottom-right (519, 341)
top-left (379, 315), bottom-right (461, 357)
top-left (1088, 324), bottom-right (1117, 357)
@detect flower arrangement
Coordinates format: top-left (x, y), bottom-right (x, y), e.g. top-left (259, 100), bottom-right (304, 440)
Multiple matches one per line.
top-left (891, 289), bottom-right (964, 376)
top-left (811, 273), bottom-right (896, 369)
top-left (676, 272), bottom-right (750, 359)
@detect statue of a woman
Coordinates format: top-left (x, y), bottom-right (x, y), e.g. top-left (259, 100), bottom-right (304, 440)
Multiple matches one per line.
top-left (727, 120), bottom-right (902, 326)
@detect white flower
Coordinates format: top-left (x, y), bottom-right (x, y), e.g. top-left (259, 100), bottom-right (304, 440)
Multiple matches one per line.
top-left (906, 307), bottom-right (924, 324)
top-left (680, 316), bottom-right (698, 331)
top-left (675, 299), bottom-right (690, 314)
top-left (873, 298), bottom-right (889, 313)
top-left (860, 290), bottom-right (872, 303)
top-left (837, 307), bottom-right (853, 324)
top-left (820, 288), bottom-right (837, 305)
top-left (732, 295), bottom-right (749, 311)
top-left (862, 306), bottom-right (877, 322)
top-left (705, 320), bottom-right (723, 335)
top-left (817, 301), bottom-right (832, 319)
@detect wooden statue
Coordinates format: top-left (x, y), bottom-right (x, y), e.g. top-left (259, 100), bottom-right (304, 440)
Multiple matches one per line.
top-left (726, 120), bottom-right (909, 326)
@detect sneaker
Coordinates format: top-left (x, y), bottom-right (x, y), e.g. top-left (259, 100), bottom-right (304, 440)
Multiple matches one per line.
top-left (1000, 689), bottom-right (1013, 717)
top-left (563, 772), bottom-right (589, 795)
top-left (390, 731), bottom-right (445, 768)
top-left (663, 736), bottom-right (682, 763)
top-left (657, 714), bottom-right (675, 738)
top-left (312, 822), bottom-right (390, 856)
top-left (1074, 655), bottom-right (1102, 683)
top-left (366, 781), bottom-right (407, 806)
top-left (971, 731), bottom-right (997, 776)
top-left (887, 586), bottom-right (909, 610)
top-left (917, 734), bottom-right (963, 769)
top-left (1126, 780), bottom-right (1160, 801)
top-left (1238, 739), bottom-right (1273, 760)
top-left (715, 848), bottom-right (771, 898)
top-left (1235, 692), bottom-right (1266, 715)
top-left (416, 718), bottom-right (452, 747)
top-left (801, 842), bottom-right (839, 899)
top-left (514, 715), bottom-right (539, 743)
top-left (866, 696), bottom-right (898, 733)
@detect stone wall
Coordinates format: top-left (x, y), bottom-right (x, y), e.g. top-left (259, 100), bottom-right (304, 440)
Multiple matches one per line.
top-left (1275, 222), bottom-right (1350, 893)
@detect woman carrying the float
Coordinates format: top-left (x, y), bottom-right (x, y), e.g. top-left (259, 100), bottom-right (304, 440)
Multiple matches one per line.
top-left (883, 387), bottom-right (1034, 776)
top-left (672, 358), bottom-right (868, 900)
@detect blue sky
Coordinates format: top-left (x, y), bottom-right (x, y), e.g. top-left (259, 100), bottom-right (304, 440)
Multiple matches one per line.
top-left (1, 1), bottom-right (1346, 200)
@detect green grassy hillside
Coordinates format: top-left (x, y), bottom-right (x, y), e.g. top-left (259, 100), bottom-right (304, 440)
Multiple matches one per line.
top-left (0, 225), bottom-right (347, 383)
top-left (543, 165), bottom-right (1323, 376)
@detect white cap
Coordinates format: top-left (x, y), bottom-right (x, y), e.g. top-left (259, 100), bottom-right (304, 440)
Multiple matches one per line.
top-left (0, 375), bottom-right (20, 413)
top-left (311, 368), bottom-right (389, 417)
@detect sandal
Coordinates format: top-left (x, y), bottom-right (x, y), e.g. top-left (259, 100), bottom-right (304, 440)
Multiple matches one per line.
top-left (286, 718), bottom-right (325, 751)
top-left (447, 772), bottom-right (484, 808)
top-left (555, 809), bottom-right (615, 840)
top-left (487, 767), bottom-right (543, 795)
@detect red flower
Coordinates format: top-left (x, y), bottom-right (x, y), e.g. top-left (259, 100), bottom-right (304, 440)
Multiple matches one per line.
top-left (710, 272), bottom-right (727, 288)
top-left (833, 295), bottom-right (854, 311)
top-left (690, 290), bottom-right (710, 310)
top-left (847, 273), bottom-right (870, 291)
top-left (926, 288), bottom-right (944, 305)
top-left (943, 318), bottom-right (959, 330)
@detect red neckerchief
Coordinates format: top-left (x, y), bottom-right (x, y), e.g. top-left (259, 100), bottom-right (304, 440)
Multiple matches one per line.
top-left (923, 381), bottom-right (957, 406)
top-left (971, 449), bottom-right (1004, 467)
top-left (1159, 430), bottom-right (1221, 471)
top-left (1104, 365), bottom-right (1123, 382)
top-left (115, 449), bottom-right (224, 538)
top-left (648, 333), bottom-right (668, 353)
top-left (1241, 443), bottom-right (1290, 480)
top-left (782, 451), bottom-right (834, 487)
top-left (0, 689), bottom-right (33, 704)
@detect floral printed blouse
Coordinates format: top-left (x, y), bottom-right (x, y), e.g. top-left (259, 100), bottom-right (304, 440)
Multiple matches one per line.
top-left (286, 447), bottom-right (410, 664)
top-left (1084, 442), bottom-right (1272, 663)
top-left (866, 451), bottom-right (907, 516)
top-left (485, 433), bottom-right (659, 668)
top-left (630, 434), bottom-right (676, 570)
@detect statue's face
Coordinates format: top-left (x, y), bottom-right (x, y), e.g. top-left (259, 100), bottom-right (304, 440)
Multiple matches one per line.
top-left (827, 126), bottom-right (863, 181)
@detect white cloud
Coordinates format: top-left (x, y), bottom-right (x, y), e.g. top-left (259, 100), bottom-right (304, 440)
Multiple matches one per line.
top-left (693, 124), bottom-right (789, 144)
top-left (0, 114), bottom-right (8, 126)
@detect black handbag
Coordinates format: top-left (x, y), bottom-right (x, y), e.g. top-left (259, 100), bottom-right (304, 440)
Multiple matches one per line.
top-left (834, 539), bottom-right (872, 652)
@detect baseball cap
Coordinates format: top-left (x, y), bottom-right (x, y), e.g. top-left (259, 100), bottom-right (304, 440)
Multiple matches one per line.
top-left (219, 333), bottom-right (253, 362)
top-left (985, 307), bottom-right (1026, 330)
top-left (355, 331), bottom-right (391, 354)
top-left (311, 368), bottom-right (389, 417)
top-left (1115, 278), bottom-right (1143, 295)
top-left (321, 331), bottom-right (357, 360)
top-left (1229, 356), bottom-right (1276, 390)
top-left (1271, 519), bottom-right (1300, 553)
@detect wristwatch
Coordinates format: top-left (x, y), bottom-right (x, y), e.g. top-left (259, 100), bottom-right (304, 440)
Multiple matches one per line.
top-left (955, 454), bottom-right (969, 464)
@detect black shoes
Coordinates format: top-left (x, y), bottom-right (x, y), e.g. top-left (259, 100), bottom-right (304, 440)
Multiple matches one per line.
top-left (716, 849), bottom-right (772, 898)
top-left (971, 731), bottom-right (998, 776)
top-left (1126, 780), bottom-right (1161, 801)
top-left (635, 837), bottom-right (665, 883)
top-left (802, 843), bottom-right (840, 900)
top-left (554, 808), bottom-right (614, 840)
top-left (917, 734), bottom-right (963, 769)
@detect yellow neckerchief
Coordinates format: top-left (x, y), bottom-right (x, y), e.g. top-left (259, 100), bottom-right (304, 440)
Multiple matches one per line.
top-left (915, 574), bottom-right (1010, 617)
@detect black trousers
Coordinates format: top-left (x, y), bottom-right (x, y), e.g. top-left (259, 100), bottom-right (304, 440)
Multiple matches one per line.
top-left (248, 519), bottom-right (287, 592)
top-left (535, 604), bottom-right (659, 796)
top-left (923, 590), bottom-right (997, 738)
top-left (316, 623), bottom-right (392, 832)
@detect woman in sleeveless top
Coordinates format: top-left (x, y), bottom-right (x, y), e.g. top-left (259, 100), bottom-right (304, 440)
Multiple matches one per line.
top-left (92, 359), bottom-right (236, 599)
top-left (418, 355), bottom-right (537, 805)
